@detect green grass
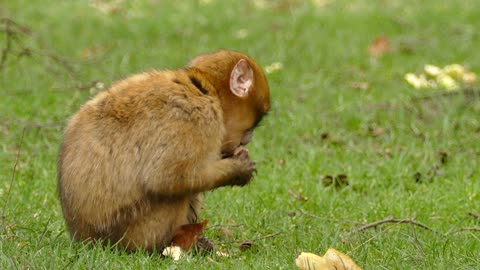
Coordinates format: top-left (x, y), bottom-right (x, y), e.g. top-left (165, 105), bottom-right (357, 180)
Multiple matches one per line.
top-left (1, 0), bottom-right (479, 269)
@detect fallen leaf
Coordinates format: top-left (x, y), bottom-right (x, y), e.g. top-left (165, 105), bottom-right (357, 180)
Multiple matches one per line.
top-left (217, 227), bottom-right (234, 239)
top-left (468, 212), bottom-right (480, 219)
top-left (296, 248), bottom-right (361, 270)
top-left (321, 175), bottom-right (349, 189)
top-left (376, 148), bottom-right (393, 158)
top-left (170, 220), bottom-right (208, 250)
top-left (349, 82), bottom-right (370, 90)
top-left (368, 36), bottom-right (391, 58)
top-left (438, 151), bottom-right (448, 165)
top-left (413, 172), bottom-right (423, 183)
top-left (369, 127), bottom-right (384, 136)
top-left (287, 211), bottom-right (297, 217)
top-left (239, 241), bottom-right (253, 252)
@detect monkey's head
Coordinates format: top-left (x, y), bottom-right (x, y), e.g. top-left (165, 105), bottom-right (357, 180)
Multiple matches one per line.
top-left (188, 50), bottom-right (271, 157)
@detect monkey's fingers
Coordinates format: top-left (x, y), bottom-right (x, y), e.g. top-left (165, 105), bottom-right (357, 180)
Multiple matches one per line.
top-left (233, 146), bottom-right (250, 160)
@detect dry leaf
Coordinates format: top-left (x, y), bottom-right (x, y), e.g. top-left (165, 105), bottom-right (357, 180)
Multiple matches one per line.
top-left (170, 220), bottom-right (208, 250)
top-left (369, 127), bottom-right (384, 136)
top-left (368, 36), bottom-right (391, 58)
top-left (349, 82), bottom-right (370, 90)
top-left (321, 132), bottom-right (330, 140)
top-left (296, 248), bottom-right (361, 270)
top-left (438, 151), bottom-right (448, 165)
top-left (239, 241), bottom-right (253, 252)
top-left (217, 227), bottom-right (234, 239)
top-left (287, 211), bottom-right (297, 217)
top-left (321, 175), bottom-right (349, 189)
top-left (468, 212), bottom-right (480, 219)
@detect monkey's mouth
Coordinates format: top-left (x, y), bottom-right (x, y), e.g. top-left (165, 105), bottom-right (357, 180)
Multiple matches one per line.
top-left (221, 145), bottom-right (247, 159)
top-left (221, 151), bottom-right (234, 159)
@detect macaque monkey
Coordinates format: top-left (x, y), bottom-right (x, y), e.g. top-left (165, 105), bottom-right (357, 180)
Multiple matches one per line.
top-left (57, 50), bottom-right (270, 252)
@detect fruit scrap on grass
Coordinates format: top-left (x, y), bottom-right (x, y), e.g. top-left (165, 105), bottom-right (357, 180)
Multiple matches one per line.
top-left (404, 64), bottom-right (477, 91)
top-left (163, 220), bottom-right (208, 260)
top-left (295, 248), bottom-right (361, 270)
top-left (162, 246), bottom-right (183, 261)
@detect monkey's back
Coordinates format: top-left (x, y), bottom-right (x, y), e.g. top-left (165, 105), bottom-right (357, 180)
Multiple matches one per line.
top-left (58, 70), bottom-right (225, 243)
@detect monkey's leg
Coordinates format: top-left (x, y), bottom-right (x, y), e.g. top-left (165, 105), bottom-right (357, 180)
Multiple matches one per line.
top-left (186, 194), bottom-right (214, 252)
top-left (117, 199), bottom-right (191, 252)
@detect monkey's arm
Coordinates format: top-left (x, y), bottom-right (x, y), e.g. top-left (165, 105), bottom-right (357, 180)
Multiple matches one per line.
top-left (147, 150), bottom-right (255, 197)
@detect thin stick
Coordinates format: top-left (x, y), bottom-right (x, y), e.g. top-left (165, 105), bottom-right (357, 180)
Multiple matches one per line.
top-left (221, 232), bottom-right (282, 245)
top-left (246, 232), bottom-right (282, 242)
top-left (355, 216), bottom-right (434, 232)
top-left (1, 128), bottom-right (25, 227)
top-left (468, 212), bottom-right (480, 219)
top-left (448, 227), bottom-right (480, 234)
top-left (299, 209), bottom-right (363, 225)
top-left (0, 18), bottom-right (12, 70)
top-left (207, 223), bottom-right (245, 229)
top-left (410, 88), bottom-right (480, 102)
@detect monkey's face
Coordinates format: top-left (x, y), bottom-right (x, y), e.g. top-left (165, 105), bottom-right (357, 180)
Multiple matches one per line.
top-left (188, 50), bottom-right (270, 157)
top-left (221, 112), bottom-right (259, 157)
top-left (220, 54), bottom-right (270, 158)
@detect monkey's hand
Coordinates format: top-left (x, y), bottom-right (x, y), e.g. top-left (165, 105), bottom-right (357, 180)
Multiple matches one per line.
top-left (228, 147), bottom-right (256, 186)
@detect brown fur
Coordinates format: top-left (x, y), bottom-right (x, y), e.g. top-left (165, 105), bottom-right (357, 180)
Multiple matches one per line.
top-left (57, 50), bottom-right (270, 252)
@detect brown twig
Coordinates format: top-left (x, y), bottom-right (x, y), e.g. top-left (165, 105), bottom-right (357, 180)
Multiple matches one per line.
top-left (299, 209), bottom-right (363, 225)
top-left (0, 18), bottom-right (13, 70)
top-left (0, 17), bottom-right (109, 87)
top-left (410, 87), bottom-right (480, 102)
top-left (468, 212), bottom-right (480, 219)
top-left (354, 216), bottom-right (434, 232)
top-left (448, 227), bottom-right (480, 235)
top-left (0, 18), bottom-right (32, 70)
top-left (246, 232), bottom-right (282, 242)
top-left (1, 128), bottom-right (25, 227)
top-left (221, 232), bottom-right (282, 245)
top-left (207, 223), bottom-right (245, 229)
top-left (0, 18), bottom-right (32, 34)
top-left (288, 189), bottom-right (308, 201)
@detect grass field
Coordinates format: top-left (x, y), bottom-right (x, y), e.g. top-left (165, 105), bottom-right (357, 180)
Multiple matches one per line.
top-left (1, 0), bottom-right (479, 269)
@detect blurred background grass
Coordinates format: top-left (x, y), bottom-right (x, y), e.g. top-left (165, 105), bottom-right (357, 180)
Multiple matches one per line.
top-left (1, 0), bottom-right (479, 269)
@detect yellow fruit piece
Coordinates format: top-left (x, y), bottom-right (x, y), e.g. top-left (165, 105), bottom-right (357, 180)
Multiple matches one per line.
top-left (424, 64), bottom-right (442, 77)
top-left (162, 246), bottom-right (183, 261)
top-left (443, 64), bottom-right (465, 78)
top-left (295, 248), bottom-right (361, 270)
top-left (436, 74), bottom-right (459, 91)
top-left (295, 252), bottom-right (331, 270)
top-left (404, 73), bottom-right (429, 89)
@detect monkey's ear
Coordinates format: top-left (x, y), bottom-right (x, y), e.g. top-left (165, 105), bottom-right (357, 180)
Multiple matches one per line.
top-left (230, 59), bottom-right (254, 97)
